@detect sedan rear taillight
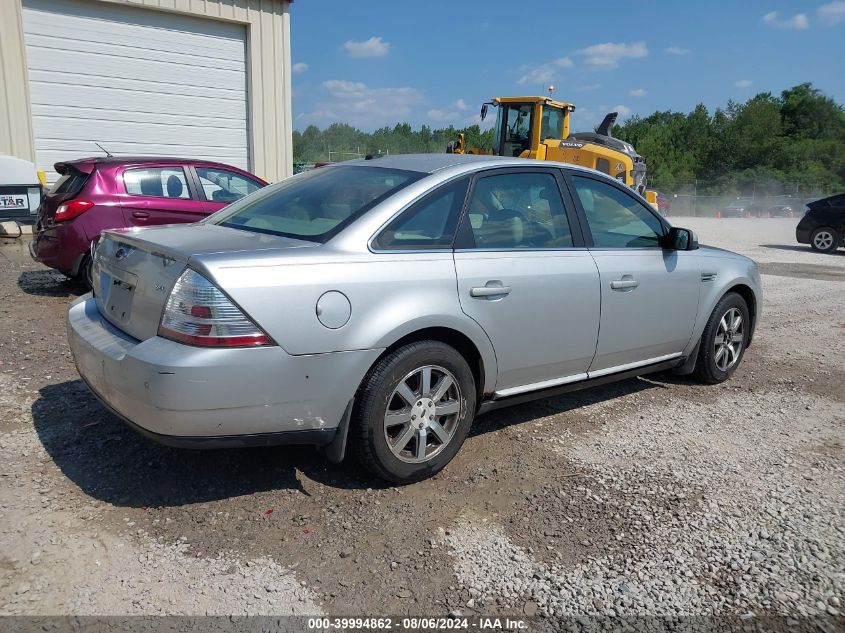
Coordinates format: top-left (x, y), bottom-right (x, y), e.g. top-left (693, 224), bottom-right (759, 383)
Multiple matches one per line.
top-left (158, 269), bottom-right (271, 347)
top-left (54, 199), bottom-right (93, 222)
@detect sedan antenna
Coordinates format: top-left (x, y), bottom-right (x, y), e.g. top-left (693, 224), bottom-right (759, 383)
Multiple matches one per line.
top-left (94, 142), bottom-right (113, 157)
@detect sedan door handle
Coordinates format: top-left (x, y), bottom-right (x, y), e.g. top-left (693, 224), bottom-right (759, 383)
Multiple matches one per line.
top-left (470, 284), bottom-right (512, 298)
top-left (131, 211), bottom-right (150, 219)
top-left (610, 277), bottom-right (639, 290)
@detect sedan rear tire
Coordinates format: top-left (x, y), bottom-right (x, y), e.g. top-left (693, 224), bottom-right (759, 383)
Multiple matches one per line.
top-left (692, 292), bottom-right (750, 385)
top-left (352, 341), bottom-right (476, 484)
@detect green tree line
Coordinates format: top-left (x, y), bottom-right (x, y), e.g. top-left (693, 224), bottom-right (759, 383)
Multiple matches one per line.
top-left (615, 83), bottom-right (845, 195)
top-left (293, 83), bottom-right (844, 196)
top-left (293, 122), bottom-right (493, 164)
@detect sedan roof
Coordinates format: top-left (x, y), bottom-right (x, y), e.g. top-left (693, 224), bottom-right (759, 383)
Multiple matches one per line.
top-left (342, 153), bottom-right (514, 174)
top-left (339, 153), bottom-right (620, 180)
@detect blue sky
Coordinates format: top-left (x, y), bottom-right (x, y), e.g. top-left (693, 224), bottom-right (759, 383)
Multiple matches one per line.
top-left (289, 1), bottom-right (843, 132)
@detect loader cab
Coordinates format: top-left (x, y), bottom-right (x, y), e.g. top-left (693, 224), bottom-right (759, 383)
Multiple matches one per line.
top-left (486, 97), bottom-right (574, 158)
top-left (493, 103), bottom-right (533, 157)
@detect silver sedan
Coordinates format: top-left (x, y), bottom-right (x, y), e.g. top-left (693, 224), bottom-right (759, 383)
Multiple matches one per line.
top-left (67, 154), bottom-right (762, 483)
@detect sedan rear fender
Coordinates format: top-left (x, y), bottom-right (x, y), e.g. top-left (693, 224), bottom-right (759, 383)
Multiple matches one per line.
top-left (195, 256), bottom-right (499, 395)
top-left (368, 314), bottom-right (499, 396)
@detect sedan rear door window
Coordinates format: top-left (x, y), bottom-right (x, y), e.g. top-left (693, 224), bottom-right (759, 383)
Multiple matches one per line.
top-left (374, 178), bottom-right (468, 250)
top-left (464, 172), bottom-right (574, 249)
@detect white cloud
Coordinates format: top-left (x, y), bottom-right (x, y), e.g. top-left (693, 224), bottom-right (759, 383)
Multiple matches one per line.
top-left (613, 104), bottom-right (633, 118)
top-left (762, 11), bottom-right (809, 29)
top-left (517, 57), bottom-right (574, 86)
top-left (426, 108), bottom-right (460, 123)
top-left (425, 100), bottom-right (474, 125)
top-left (629, 88), bottom-right (646, 97)
top-left (456, 112), bottom-right (494, 130)
top-left (575, 41), bottom-right (648, 69)
top-left (734, 79), bottom-right (753, 88)
top-left (343, 36), bottom-right (391, 58)
top-left (323, 80), bottom-right (368, 93)
top-left (665, 46), bottom-right (692, 56)
top-left (818, 1), bottom-right (845, 25)
top-left (302, 80), bottom-right (421, 129)
top-left (571, 107), bottom-right (600, 130)
top-left (292, 62), bottom-right (308, 74)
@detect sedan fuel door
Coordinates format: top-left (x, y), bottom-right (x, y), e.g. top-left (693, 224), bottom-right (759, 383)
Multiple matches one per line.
top-left (453, 169), bottom-right (600, 395)
top-left (566, 172), bottom-right (700, 375)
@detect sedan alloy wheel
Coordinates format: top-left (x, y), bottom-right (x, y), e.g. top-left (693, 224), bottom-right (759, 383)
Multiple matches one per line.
top-left (384, 365), bottom-right (462, 463)
top-left (714, 307), bottom-right (744, 372)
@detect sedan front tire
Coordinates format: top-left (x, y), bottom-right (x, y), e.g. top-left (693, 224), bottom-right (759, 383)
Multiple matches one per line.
top-left (693, 292), bottom-right (750, 384)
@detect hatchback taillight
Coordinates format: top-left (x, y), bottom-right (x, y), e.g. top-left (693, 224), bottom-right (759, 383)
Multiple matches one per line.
top-left (158, 269), bottom-right (271, 347)
top-left (54, 199), bottom-right (93, 222)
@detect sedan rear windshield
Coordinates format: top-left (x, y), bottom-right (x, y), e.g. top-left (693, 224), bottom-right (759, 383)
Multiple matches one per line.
top-left (211, 165), bottom-right (423, 243)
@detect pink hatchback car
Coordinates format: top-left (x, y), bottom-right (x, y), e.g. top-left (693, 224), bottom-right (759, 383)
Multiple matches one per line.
top-left (30, 157), bottom-right (267, 287)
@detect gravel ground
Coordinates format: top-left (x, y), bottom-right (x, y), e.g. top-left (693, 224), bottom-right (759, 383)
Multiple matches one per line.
top-left (0, 218), bottom-right (842, 623)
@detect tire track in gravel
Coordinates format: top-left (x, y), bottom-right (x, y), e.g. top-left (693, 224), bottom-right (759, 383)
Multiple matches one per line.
top-left (444, 387), bottom-right (844, 618)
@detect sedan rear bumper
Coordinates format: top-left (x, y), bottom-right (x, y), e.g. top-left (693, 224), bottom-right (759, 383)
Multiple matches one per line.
top-left (67, 295), bottom-right (380, 444)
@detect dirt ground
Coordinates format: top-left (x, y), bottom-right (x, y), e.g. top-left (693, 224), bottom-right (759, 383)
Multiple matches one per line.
top-left (0, 218), bottom-right (842, 620)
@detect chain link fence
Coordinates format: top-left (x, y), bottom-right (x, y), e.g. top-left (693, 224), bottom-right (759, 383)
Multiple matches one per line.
top-left (658, 183), bottom-right (833, 218)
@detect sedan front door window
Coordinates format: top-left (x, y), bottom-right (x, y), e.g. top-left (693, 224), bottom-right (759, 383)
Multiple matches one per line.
top-left (570, 174), bottom-right (700, 372)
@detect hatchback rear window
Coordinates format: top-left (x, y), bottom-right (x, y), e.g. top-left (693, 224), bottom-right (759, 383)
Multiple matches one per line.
top-left (49, 170), bottom-right (88, 196)
top-left (211, 165), bottom-right (422, 243)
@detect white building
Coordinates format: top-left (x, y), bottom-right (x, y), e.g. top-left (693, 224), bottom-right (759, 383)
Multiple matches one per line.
top-left (0, 0), bottom-right (293, 183)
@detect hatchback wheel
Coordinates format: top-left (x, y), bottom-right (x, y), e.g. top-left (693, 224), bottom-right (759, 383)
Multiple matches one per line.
top-left (352, 341), bottom-right (476, 484)
top-left (810, 227), bottom-right (839, 253)
top-left (693, 292), bottom-right (750, 384)
top-left (77, 253), bottom-right (94, 290)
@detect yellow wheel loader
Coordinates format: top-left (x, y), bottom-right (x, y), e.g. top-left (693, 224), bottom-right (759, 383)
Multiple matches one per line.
top-left (447, 96), bottom-right (657, 206)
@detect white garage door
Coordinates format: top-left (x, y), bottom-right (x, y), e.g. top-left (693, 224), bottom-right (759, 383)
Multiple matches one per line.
top-left (22, 0), bottom-right (249, 182)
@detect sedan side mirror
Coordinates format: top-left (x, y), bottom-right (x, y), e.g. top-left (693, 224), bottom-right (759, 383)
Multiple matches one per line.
top-left (664, 226), bottom-right (698, 251)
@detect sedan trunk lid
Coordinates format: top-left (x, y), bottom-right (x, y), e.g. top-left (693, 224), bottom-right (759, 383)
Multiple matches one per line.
top-left (94, 224), bottom-right (316, 341)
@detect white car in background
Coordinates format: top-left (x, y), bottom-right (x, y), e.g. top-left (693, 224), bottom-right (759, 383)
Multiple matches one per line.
top-left (0, 154), bottom-right (44, 223)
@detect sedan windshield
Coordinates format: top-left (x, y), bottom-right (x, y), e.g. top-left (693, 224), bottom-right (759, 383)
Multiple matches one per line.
top-left (211, 165), bottom-right (422, 242)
